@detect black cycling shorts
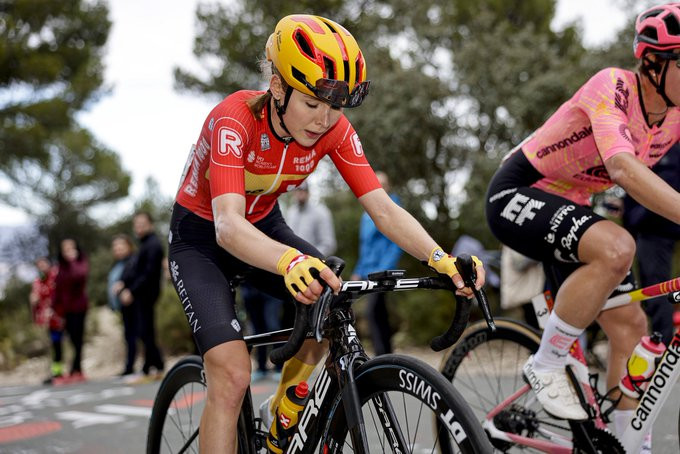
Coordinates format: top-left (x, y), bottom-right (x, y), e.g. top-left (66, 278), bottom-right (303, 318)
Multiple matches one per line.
top-left (167, 202), bottom-right (322, 356)
top-left (486, 151), bottom-right (636, 295)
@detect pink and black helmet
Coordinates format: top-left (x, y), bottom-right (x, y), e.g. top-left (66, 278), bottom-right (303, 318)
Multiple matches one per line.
top-left (634, 3), bottom-right (680, 58)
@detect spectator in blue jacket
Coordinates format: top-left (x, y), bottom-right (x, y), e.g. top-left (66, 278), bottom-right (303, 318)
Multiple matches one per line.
top-left (351, 171), bottom-right (403, 355)
top-left (623, 142), bottom-right (680, 345)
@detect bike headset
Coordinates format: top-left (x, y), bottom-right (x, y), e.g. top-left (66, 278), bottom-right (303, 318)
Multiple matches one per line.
top-left (265, 14), bottom-right (371, 136)
top-left (634, 3), bottom-right (680, 108)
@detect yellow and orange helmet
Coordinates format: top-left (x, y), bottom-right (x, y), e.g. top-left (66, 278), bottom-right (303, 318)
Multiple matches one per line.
top-left (266, 14), bottom-right (370, 108)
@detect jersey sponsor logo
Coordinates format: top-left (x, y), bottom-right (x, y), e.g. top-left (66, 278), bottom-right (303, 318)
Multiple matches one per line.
top-left (350, 133), bottom-right (364, 157)
top-left (536, 126), bottom-right (593, 159)
top-left (293, 149), bottom-right (317, 172)
top-left (247, 150), bottom-right (256, 163)
top-left (560, 214), bottom-right (592, 252)
top-left (169, 261), bottom-right (179, 282)
top-left (573, 165), bottom-right (610, 183)
top-left (548, 204), bottom-right (575, 233)
top-left (183, 138), bottom-right (210, 197)
top-left (231, 319), bottom-right (241, 332)
top-left (218, 127), bottom-right (243, 158)
top-left (619, 124), bottom-right (633, 145)
top-left (208, 117), bottom-right (215, 131)
top-left (500, 193), bottom-right (546, 226)
top-left (175, 278), bottom-right (201, 333)
top-left (649, 138), bottom-right (673, 158)
top-left (614, 77), bottom-right (630, 115)
top-left (260, 133), bottom-right (270, 151)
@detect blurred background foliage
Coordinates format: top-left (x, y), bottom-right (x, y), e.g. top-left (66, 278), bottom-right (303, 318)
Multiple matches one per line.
top-left (0, 0), bottom-right (650, 367)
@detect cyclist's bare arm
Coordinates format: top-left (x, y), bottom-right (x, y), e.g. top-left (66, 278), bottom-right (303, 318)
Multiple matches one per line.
top-left (212, 193), bottom-right (340, 302)
top-left (607, 152), bottom-right (680, 224)
top-left (357, 188), bottom-right (486, 294)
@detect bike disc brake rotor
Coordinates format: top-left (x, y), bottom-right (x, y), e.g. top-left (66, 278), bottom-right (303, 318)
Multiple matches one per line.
top-left (572, 427), bottom-right (625, 453)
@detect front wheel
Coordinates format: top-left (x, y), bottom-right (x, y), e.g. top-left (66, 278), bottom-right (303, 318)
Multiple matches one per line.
top-left (321, 354), bottom-right (493, 453)
top-left (440, 318), bottom-right (578, 452)
top-left (146, 355), bottom-right (254, 454)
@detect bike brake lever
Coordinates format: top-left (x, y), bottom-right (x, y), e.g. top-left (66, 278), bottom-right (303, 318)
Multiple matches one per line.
top-left (455, 253), bottom-right (496, 332)
top-left (311, 256), bottom-right (345, 342)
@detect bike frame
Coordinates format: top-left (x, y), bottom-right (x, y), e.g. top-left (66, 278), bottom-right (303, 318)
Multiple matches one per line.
top-left (482, 276), bottom-right (680, 452)
top-left (244, 276), bottom-right (460, 454)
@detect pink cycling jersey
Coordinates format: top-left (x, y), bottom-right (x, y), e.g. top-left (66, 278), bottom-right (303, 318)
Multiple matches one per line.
top-left (176, 90), bottom-right (380, 222)
top-left (521, 67), bottom-right (680, 205)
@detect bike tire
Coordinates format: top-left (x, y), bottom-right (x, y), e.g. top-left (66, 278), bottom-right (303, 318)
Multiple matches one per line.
top-left (321, 354), bottom-right (493, 453)
top-left (146, 355), bottom-right (253, 454)
top-left (439, 318), bottom-right (577, 452)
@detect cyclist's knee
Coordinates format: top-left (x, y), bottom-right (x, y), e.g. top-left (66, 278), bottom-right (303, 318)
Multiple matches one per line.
top-left (586, 230), bottom-right (635, 279)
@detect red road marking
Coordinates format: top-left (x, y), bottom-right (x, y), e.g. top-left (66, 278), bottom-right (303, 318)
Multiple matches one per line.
top-left (0, 421), bottom-right (62, 443)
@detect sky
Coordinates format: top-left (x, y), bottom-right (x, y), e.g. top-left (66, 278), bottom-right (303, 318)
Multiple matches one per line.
top-left (0, 0), bottom-right (633, 226)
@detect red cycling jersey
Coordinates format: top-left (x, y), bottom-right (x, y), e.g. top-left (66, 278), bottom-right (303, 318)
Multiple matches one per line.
top-left (176, 90), bottom-right (381, 222)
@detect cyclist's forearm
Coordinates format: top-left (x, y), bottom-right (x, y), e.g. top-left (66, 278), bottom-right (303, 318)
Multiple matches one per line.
top-left (367, 197), bottom-right (437, 260)
top-left (607, 153), bottom-right (680, 224)
top-left (212, 194), bottom-right (290, 273)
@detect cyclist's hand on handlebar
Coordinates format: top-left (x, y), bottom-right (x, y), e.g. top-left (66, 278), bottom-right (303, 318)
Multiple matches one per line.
top-left (427, 247), bottom-right (485, 298)
top-left (277, 248), bottom-right (341, 304)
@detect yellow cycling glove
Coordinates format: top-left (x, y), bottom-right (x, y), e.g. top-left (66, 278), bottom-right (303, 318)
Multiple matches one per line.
top-left (277, 247), bottom-right (327, 297)
top-left (427, 246), bottom-right (483, 286)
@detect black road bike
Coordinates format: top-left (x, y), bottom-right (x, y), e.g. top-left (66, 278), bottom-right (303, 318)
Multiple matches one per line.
top-left (147, 255), bottom-right (495, 453)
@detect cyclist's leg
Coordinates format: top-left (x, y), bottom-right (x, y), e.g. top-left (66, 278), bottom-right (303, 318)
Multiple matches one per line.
top-left (168, 203), bottom-right (254, 451)
top-left (246, 203), bottom-right (328, 414)
top-left (201, 341), bottom-right (251, 453)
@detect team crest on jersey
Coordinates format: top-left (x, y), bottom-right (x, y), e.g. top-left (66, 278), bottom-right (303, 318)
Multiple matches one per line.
top-left (218, 127), bottom-right (243, 158)
top-left (260, 133), bottom-right (270, 151)
top-left (350, 133), bottom-right (364, 157)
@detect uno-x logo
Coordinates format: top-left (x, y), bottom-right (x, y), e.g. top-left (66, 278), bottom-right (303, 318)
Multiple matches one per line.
top-left (351, 133), bottom-right (364, 157)
top-left (218, 127), bottom-right (243, 158)
top-left (501, 193), bottom-right (545, 226)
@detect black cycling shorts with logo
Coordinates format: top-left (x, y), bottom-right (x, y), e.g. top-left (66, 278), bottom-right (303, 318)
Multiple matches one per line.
top-left (167, 202), bottom-right (321, 356)
top-left (485, 151), bottom-right (604, 266)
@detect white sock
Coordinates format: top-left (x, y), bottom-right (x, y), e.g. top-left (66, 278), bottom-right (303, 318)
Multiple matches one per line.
top-left (533, 312), bottom-right (583, 371)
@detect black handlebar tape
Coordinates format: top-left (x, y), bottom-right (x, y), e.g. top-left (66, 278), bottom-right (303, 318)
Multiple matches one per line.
top-left (430, 295), bottom-right (472, 351)
top-left (270, 301), bottom-right (310, 366)
top-left (270, 256), bottom-right (346, 365)
top-left (455, 253), bottom-right (496, 332)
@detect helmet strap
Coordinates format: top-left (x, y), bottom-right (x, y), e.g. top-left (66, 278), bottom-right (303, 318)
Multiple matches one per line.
top-left (643, 56), bottom-right (676, 108)
top-left (273, 86), bottom-right (294, 137)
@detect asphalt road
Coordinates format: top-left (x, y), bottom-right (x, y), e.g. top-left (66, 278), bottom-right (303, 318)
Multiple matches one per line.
top-left (0, 363), bottom-right (678, 453)
top-left (0, 373), bottom-right (277, 453)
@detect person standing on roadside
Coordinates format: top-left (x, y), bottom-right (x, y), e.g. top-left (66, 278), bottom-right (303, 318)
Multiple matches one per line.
top-left (30, 257), bottom-right (62, 383)
top-left (52, 238), bottom-right (89, 383)
top-left (118, 212), bottom-right (165, 377)
top-left (351, 171), bottom-right (403, 355)
top-left (108, 234), bottom-right (139, 378)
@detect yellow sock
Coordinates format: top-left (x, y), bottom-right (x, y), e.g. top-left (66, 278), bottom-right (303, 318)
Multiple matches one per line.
top-left (270, 356), bottom-right (317, 414)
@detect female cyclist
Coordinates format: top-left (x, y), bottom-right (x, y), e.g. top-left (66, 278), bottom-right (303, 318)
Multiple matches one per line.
top-left (485, 2), bottom-right (680, 449)
top-left (168, 14), bottom-right (485, 453)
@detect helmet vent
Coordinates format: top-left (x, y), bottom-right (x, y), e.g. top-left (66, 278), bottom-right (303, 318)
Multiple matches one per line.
top-left (640, 26), bottom-right (658, 41)
top-left (291, 66), bottom-right (308, 86)
top-left (323, 57), bottom-right (335, 79)
top-left (343, 60), bottom-right (350, 83)
top-left (294, 30), bottom-right (315, 59)
top-left (664, 14), bottom-right (680, 36)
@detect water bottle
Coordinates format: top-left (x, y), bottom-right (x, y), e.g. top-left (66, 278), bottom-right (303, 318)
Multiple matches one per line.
top-left (266, 381), bottom-right (309, 453)
top-left (618, 332), bottom-right (666, 398)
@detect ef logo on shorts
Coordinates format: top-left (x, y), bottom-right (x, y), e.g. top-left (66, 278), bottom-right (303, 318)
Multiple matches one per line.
top-left (218, 127), bottom-right (243, 158)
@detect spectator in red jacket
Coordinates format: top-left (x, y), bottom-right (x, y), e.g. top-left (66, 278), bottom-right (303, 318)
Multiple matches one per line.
top-left (52, 238), bottom-right (89, 383)
top-left (30, 257), bottom-right (63, 383)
